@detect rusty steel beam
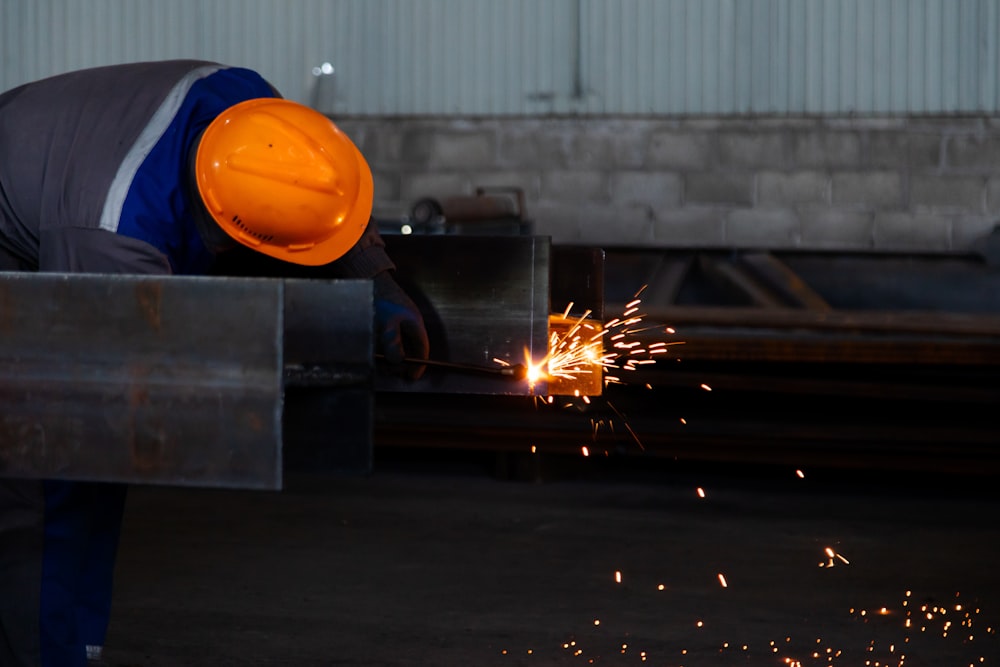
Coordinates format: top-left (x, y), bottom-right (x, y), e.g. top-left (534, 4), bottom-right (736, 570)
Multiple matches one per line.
top-left (0, 274), bottom-right (373, 489)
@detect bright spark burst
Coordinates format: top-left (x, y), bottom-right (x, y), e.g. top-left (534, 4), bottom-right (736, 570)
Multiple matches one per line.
top-left (521, 290), bottom-right (682, 396)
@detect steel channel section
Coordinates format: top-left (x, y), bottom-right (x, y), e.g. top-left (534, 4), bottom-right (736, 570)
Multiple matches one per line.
top-left (375, 235), bottom-right (551, 395)
top-left (0, 273), bottom-right (373, 489)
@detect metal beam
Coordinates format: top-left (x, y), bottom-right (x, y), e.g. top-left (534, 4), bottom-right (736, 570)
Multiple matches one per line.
top-left (282, 279), bottom-right (374, 476)
top-left (213, 235), bottom-right (553, 396)
top-left (374, 235), bottom-right (552, 395)
top-left (0, 274), bottom-right (373, 489)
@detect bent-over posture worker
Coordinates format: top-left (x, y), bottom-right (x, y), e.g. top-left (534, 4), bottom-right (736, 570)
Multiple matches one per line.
top-left (0, 60), bottom-right (429, 666)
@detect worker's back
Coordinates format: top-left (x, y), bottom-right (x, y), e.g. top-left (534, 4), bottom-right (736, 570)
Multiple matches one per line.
top-left (0, 60), bottom-right (275, 275)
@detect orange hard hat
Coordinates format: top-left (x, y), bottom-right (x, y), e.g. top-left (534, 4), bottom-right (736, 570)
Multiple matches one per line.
top-left (194, 98), bottom-right (373, 266)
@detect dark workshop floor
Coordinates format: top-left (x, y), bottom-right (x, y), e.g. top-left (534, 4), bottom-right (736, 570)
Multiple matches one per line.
top-left (104, 453), bottom-right (1000, 666)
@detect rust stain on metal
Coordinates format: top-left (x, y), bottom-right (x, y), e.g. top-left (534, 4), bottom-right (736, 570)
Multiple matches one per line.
top-left (135, 281), bottom-right (163, 331)
top-left (246, 412), bottom-right (264, 433)
top-left (126, 363), bottom-right (164, 472)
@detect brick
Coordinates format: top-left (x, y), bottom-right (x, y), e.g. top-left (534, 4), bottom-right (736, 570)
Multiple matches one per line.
top-left (528, 204), bottom-right (583, 244)
top-left (343, 123), bottom-right (403, 164)
top-left (682, 119), bottom-right (725, 132)
top-left (371, 170), bottom-right (401, 202)
top-left (988, 177), bottom-right (1000, 214)
top-left (793, 131), bottom-right (862, 168)
top-left (909, 118), bottom-right (985, 132)
top-left (646, 131), bottom-right (713, 170)
top-left (568, 129), bottom-right (618, 169)
top-left (799, 207), bottom-right (874, 249)
top-left (371, 202), bottom-right (409, 220)
top-left (541, 171), bottom-right (609, 202)
top-left (758, 172), bottom-right (829, 205)
top-left (952, 216), bottom-right (999, 250)
top-left (826, 118), bottom-right (906, 131)
top-left (613, 126), bottom-right (655, 168)
top-left (866, 132), bottom-right (941, 169)
top-left (425, 130), bottom-right (496, 169)
top-left (532, 203), bottom-right (653, 246)
top-left (717, 132), bottom-right (788, 168)
top-left (910, 175), bottom-right (985, 211)
top-left (945, 135), bottom-right (1000, 170)
top-left (873, 212), bottom-right (951, 251)
top-left (832, 171), bottom-right (903, 208)
top-left (652, 206), bottom-right (727, 246)
top-left (725, 208), bottom-right (801, 248)
top-left (399, 172), bottom-right (470, 203)
top-left (503, 129), bottom-right (577, 168)
top-left (685, 173), bottom-right (753, 205)
top-left (612, 171), bottom-right (682, 210)
top-left (754, 118), bottom-right (824, 131)
top-left (399, 129), bottom-right (434, 165)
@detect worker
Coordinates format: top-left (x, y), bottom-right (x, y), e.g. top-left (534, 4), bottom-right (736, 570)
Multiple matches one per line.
top-left (0, 60), bottom-right (429, 666)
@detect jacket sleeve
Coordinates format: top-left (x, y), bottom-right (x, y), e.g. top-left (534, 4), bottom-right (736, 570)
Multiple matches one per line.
top-left (324, 219), bottom-right (395, 279)
top-left (39, 227), bottom-right (173, 275)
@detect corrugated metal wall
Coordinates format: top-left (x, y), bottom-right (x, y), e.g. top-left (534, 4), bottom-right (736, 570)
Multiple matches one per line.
top-left (2, 0), bottom-right (999, 115)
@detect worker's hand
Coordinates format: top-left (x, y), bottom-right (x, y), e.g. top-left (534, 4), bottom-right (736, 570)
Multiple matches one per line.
top-left (373, 271), bottom-right (429, 380)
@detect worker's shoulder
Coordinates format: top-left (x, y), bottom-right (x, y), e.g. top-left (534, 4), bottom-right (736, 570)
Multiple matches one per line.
top-left (9, 59), bottom-right (254, 92)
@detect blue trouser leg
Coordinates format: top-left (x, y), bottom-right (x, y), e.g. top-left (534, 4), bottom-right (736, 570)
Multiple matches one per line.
top-left (75, 483), bottom-right (127, 649)
top-left (41, 481), bottom-right (127, 667)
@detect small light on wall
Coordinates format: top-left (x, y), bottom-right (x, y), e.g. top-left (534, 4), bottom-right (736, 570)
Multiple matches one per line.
top-left (311, 62), bottom-right (335, 76)
top-left (400, 224), bottom-right (413, 235)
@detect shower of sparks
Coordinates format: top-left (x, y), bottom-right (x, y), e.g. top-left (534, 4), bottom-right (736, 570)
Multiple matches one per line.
top-left (496, 287), bottom-right (691, 457)
top-left (518, 289), bottom-right (683, 396)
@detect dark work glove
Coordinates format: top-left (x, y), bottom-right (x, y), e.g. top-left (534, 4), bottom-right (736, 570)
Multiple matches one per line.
top-left (373, 270), bottom-right (430, 380)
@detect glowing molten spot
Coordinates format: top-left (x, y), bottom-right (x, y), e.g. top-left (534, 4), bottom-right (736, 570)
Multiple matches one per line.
top-left (524, 357), bottom-right (545, 387)
top-left (515, 290), bottom-right (682, 397)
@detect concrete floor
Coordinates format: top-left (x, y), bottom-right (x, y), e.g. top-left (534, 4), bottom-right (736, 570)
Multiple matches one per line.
top-left (104, 455), bottom-right (1000, 666)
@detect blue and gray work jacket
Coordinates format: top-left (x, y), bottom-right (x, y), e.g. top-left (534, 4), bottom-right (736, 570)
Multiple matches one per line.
top-left (0, 59), bottom-right (390, 277)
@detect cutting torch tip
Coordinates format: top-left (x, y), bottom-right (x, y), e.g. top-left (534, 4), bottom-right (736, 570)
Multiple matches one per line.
top-left (501, 364), bottom-right (528, 380)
